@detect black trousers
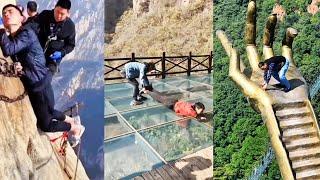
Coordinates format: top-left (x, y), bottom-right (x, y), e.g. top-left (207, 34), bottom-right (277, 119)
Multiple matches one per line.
top-left (128, 78), bottom-right (139, 100)
top-left (148, 90), bottom-right (178, 110)
top-left (28, 82), bottom-right (71, 132)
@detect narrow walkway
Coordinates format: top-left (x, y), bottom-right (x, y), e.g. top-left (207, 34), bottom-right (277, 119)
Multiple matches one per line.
top-left (133, 147), bottom-right (213, 180)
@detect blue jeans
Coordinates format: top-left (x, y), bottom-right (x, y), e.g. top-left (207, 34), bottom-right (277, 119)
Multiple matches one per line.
top-left (271, 59), bottom-right (291, 89)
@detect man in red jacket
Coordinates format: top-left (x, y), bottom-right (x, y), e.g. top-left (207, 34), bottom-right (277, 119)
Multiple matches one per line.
top-left (143, 87), bottom-right (206, 120)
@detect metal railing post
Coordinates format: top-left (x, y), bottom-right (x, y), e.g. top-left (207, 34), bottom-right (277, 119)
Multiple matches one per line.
top-left (187, 52), bottom-right (192, 76)
top-left (131, 53), bottom-right (135, 62)
top-left (162, 52), bottom-right (166, 79)
top-left (208, 51), bottom-right (213, 74)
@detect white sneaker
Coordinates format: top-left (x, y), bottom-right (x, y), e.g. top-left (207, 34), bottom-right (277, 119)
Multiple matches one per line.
top-left (69, 125), bottom-right (85, 147)
top-left (130, 100), bottom-right (143, 106)
top-left (137, 95), bottom-right (147, 101)
top-left (73, 115), bottom-right (81, 125)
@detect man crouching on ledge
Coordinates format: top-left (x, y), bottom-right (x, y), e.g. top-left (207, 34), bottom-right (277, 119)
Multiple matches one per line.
top-left (0, 4), bottom-right (84, 147)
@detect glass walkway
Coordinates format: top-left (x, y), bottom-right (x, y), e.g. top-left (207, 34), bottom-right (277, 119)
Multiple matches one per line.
top-left (104, 74), bottom-right (213, 179)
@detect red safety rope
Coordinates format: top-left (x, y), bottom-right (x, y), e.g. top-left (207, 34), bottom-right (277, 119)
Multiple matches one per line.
top-left (50, 131), bottom-right (69, 156)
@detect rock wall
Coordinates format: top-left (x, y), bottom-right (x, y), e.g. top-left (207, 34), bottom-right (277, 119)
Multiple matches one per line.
top-left (105, 0), bottom-right (133, 33)
top-left (133, 0), bottom-right (195, 16)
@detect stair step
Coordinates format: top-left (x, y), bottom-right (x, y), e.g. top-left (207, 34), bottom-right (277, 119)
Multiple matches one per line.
top-left (282, 127), bottom-right (317, 141)
top-left (293, 157), bottom-right (320, 171)
top-left (289, 146), bottom-right (320, 160)
top-left (273, 101), bottom-right (306, 111)
top-left (276, 106), bottom-right (310, 119)
top-left (279, 118), bottom-right (314, 129)
top-left (296, 167), bottom-right (320, 180)
top-left (285, 137), bottom-right (320, 151)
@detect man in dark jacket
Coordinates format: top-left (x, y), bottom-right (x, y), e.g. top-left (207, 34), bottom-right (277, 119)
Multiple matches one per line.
top-left (120, 62), bottom-right (155, 106)
top-left (258, 55), bottom-right (291, 92)
top-left (27, 0), bottom-right (75, 74)
top-left (0, 4), bottom-right (84, 147)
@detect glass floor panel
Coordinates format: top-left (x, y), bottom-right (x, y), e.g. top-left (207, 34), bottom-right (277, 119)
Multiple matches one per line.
top-left (105, 133), bottom-right (164, 180)
top-left (140, 120), bottom-right (213, 161)
top-left (161, 89), bottom-right (193, 100)
top-left (105, 73), bottom-right (213, 177)
top-left (157, 77), bottom-right (183, 83)
top-left (166, 79), bottom-right (203, 90)
top-left (105, 83), bottom-right (132, 91)
top-left (105, 100), bottom-right (117, 116)
top-left (121, 106), bottom-right (181, 130)
top-left (187, 85), bottom-right (212, 92)
top-left (105, 115), bottom-right (133, 139)
top-left (192, 90), bottom-right (213, 98)
top-left (151, 82), bottom-right (175, 92)
top-left (109, 95), bottom-right (161, 112)
top-left (105, 87), bottom-right (132, 99)
top-left (188, 76), bottom-right (213, 85)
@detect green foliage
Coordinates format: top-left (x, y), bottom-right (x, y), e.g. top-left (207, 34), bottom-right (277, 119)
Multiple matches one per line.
top-left (260, 159), bottom-right (282, 180)
top-left (213, 0), bottom-right (319, 179)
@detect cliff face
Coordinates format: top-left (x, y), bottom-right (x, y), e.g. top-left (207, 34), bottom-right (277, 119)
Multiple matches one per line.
top-left (133, 0), bottom-right (194, 16)
top-left (105, 0), bottom-right (213, 57)
top-left (0, 2), bottom-right (88, 176)
top-left (105, 0), bottom-right (133, 34)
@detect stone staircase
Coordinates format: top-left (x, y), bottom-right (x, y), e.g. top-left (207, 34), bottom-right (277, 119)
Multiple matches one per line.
top-left (274, 101), bottom-right (320, 180)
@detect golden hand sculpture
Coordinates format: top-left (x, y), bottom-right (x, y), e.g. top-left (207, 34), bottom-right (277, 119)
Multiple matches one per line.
top-left (216, 1), bottom-right (320, 179)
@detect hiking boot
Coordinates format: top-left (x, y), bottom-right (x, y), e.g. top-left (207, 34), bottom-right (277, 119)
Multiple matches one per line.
top-left (137, 95), bottom-right (147, 101)
top-left (130, 100), bottom-right (143, 106)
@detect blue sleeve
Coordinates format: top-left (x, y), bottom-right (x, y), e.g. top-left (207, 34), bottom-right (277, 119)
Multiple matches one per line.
top-left (264, 63), bottom-right (275, 84)
top-left (139, 65), bottom-right (150, 87)
top-left (24, 16), bottom-right (40, 35)
top-left (0, 29), bottom-right (31, 56)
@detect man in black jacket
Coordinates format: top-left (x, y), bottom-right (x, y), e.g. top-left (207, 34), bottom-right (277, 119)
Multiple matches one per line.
top-left (0, 4), bottom-right (84, 147)
top-left (27, 0), bottom-right (75, 74)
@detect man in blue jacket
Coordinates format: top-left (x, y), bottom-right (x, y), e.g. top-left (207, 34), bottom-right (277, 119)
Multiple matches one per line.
top-left (25, 0), bottom-right (75, 74)
top-left (121, 62), bottom-right (155, 106)
top-left (0, 4), bottom-right (84, 147)
top-left (258, 55), bottom-right (291, 92)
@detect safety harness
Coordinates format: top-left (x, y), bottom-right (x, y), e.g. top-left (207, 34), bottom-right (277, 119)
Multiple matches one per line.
top-left (43, 22), bottom-right (65, 73)
top-left (49, 103), bottom-right (83, 180)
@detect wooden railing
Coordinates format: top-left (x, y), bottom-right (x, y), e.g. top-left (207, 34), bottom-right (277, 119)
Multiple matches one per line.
top-left (105, 51), bottom-right (213, 80)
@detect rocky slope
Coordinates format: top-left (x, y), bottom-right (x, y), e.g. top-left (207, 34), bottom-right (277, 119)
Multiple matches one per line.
top-left (105, 0), bottom-right (213, 57)
top-left (105, 0), bottom-right (133, 34)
